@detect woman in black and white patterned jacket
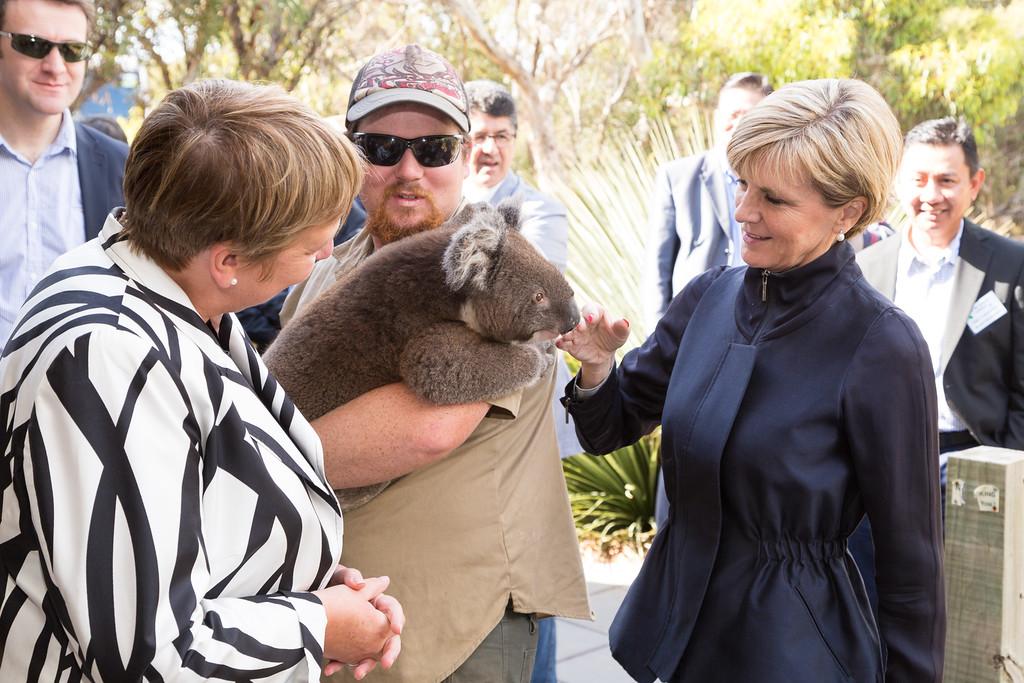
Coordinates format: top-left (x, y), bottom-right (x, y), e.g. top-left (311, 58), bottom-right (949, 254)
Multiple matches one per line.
top-left (0, 79), bottom-right (403, 681)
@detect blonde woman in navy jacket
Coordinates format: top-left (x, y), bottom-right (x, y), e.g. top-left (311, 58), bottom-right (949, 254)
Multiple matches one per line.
top-left (559, 79), bottom-right (944, 682)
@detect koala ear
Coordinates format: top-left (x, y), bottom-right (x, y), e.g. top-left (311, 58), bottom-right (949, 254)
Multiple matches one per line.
top-left (443, 217), bottom-right (505, 292)
top-left (445, 201), bottom-right (485, 230)
top-left (495, 196), bottom-right (523, 233)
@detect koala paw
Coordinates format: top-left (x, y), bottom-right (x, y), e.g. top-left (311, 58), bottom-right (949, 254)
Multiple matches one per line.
top-left (401, 327), bottom-right (556, 405)
top-left (535, 340), bottom-right (557, 375)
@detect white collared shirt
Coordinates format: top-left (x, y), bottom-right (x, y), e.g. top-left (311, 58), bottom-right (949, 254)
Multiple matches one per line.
top-left (894, 220), bottom-right (968, 450)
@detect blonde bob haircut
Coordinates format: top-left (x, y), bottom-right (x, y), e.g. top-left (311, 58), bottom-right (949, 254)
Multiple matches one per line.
top-left (121, 79), bottom-right (364, 271)
top-left (726, 78), bottom-right (901, 238)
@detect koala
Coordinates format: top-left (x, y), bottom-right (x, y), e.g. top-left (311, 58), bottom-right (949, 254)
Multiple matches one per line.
top-left (263, 199), bottom-right (579, 510)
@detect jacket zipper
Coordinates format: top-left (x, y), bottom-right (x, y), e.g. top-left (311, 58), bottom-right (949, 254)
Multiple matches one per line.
top-left (761, 269), bottom-right (772, 302)
top-left (750, 269), bottom-right (774, 343)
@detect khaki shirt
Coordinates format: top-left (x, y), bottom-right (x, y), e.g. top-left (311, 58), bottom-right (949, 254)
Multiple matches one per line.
top-left (283, 233), bottom-right (591, 683)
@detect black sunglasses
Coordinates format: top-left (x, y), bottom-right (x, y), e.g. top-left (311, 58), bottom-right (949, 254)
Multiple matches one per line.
top-left (350, 133), bottom-right (465, 168)
top-left (0, 31), bottom-right (92, 62)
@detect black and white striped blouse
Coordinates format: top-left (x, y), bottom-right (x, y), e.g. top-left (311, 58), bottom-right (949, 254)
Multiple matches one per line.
top-left (0, 214), bottom-right (343, 681)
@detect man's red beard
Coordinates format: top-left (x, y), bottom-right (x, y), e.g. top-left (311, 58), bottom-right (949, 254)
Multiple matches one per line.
top-left (366, 184), bottom-right (448, 245)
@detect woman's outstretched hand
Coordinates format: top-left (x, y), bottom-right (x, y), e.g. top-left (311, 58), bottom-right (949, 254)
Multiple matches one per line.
top-left (556, 302), bottom-right (631, 389)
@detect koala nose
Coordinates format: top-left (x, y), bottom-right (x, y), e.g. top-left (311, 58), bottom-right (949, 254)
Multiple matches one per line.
top-left (561, 299), bottom-right (580, 335)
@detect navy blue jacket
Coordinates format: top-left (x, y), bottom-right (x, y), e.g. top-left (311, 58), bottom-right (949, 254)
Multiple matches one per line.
top-left (75, 121), bottom-right (128, 239)
top-left (567, 242), bottom-right (945, 682)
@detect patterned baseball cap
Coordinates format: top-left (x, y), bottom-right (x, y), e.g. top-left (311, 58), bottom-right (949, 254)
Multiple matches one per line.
top-left (346, 44), bottom-right (470, 133)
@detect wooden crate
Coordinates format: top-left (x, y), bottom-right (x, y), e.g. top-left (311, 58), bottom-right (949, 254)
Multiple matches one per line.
top-left (944, 446), bottom-right (1024, 682)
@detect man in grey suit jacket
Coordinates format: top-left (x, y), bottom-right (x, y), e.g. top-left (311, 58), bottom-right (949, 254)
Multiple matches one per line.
top-left (643, 72), bottom-right (773, 328)
top-left (855, 116), bottom-right (1024, 609)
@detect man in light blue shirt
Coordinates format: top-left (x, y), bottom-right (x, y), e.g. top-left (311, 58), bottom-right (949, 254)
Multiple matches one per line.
top-left (0, 0), bottom-right (127, 349)
top-left (463, 80), bottom-right (568, 273)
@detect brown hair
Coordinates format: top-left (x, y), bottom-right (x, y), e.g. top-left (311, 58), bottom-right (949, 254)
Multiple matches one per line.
top-left (718, 72), bottom-right (773, 101)
top-left (0, 0), bottom-right (95, 33)
top-left (121, 79), bottom-right (364, 271)
top-left (727, 78), bottom-right (902, 237)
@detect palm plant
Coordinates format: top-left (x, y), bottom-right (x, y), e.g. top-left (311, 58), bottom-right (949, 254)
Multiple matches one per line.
top-left (562, 431), bottom-right (661, 556)
top-left (550, 111), bottom-right (712, 554)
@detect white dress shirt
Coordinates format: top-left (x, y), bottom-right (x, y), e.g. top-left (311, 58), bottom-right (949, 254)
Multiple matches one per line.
top-left (894, 221), bottom-right (968, 462)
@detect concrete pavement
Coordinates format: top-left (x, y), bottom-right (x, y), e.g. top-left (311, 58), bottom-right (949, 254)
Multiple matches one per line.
top-left (554, 555), bottom-right (641, 682)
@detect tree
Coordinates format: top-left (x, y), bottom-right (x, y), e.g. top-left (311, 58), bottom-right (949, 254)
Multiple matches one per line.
top-left (76, 0), bottom-right (140, 107)
top-left (637, 0), bottom-right (1024, 229)
top-left (84, 0), bottom-right (1023, 229)
top-left (90, 0), bottom-right (365, 108)
top-left (433, 0), bottom-right (650, 185)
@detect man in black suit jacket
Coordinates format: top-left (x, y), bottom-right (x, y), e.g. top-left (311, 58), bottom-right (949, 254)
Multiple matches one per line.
top-left (860, 117), bottom-right (1024, 456)
top-left (0, 0), bottom-right (127, 348)
top-left (855, 116), bottom-right (1024, 608)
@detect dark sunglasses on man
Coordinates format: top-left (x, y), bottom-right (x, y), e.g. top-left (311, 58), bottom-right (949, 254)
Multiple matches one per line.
top-left (0, 31), bottom-right (92, 62)
top-left (350, 133), bottom-right (465, 168)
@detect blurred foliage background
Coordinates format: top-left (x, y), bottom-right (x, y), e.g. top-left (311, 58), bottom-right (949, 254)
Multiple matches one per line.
top-left (86, 0), bottom-right (1024, 229)
top-left (88, 0), bottom-right (1023, 228)
top-left (84, 0), bottom-right (1024, 550)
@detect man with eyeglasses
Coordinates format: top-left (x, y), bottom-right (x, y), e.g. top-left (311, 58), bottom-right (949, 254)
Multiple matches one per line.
top-left (464, 79), bottom-right (568, 272)
top-left (0, 0), bottom-right (128, 350)
top-left (280, 45), bottom-right (590, 683)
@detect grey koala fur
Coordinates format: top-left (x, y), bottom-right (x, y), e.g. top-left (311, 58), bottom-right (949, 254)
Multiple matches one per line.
top-left (263, 199), bottom-right (579, 510)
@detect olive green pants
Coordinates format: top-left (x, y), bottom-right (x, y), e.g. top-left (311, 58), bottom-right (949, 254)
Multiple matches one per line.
top-left (442, 605), bottom-right (539, 683)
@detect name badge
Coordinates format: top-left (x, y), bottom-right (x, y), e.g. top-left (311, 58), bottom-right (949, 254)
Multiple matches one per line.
top-left (966, 290), bottom-right (1007, 334)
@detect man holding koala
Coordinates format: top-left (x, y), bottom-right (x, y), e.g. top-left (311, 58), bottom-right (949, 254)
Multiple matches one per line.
top-left (281, 45), bottom-right (589, 683)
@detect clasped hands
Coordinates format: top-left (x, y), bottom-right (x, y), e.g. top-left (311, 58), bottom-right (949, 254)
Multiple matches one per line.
top-left (314, 564), bottom-right (404, 679)
top-left (555, 302), bottom-right (630, 388)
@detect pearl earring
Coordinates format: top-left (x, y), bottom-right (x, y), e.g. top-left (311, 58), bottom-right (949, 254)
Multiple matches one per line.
top-left (230, 278), bottom-right (238, 286)
top-left (836, 232), bottom-right (845, 242)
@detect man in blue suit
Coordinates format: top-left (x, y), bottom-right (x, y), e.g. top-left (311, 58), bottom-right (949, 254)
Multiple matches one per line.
top-left (643, 72), bottom-right (773, 327)
top-left (643, 72), bottom-right (772, 526)
top-left (0, 0), bottom-right (127, 349)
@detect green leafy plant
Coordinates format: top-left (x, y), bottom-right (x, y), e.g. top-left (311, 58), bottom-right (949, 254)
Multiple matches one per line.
top-left (563, 431), bottom-right (661, 557)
